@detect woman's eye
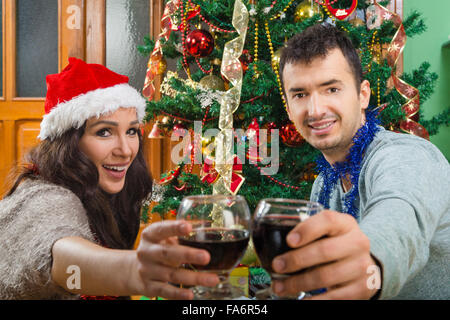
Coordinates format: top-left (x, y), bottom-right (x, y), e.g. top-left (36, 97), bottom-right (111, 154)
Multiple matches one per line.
top-left (128, 128), bottom-right (139, 136)
top-left (96, 128), bottom-right (111, 137)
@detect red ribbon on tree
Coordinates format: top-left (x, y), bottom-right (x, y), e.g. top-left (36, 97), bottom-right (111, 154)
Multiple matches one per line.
top-left (142, 0), bottom-right (180, 100)
top-left (201, 156), bottom-right (245, 195)
top-left (372, 0), bottom-right (429, 140)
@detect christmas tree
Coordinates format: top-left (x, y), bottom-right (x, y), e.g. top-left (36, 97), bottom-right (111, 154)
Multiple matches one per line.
top-left (139, 0), bottom-right (449, 221)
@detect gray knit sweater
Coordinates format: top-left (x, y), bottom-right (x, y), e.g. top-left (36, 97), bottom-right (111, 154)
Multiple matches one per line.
top-left (310, 126), bottom-right (450, 299)
top-left (0, 179), bottom-right (95, 299)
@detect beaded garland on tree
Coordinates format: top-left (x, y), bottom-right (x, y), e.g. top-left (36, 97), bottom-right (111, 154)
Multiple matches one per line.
top-left (315, 108), bottom-right (381, 220)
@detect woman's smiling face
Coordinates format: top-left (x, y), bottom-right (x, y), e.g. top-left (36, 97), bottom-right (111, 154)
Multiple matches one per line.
top-left (79, 107), bottom-right (140, 194)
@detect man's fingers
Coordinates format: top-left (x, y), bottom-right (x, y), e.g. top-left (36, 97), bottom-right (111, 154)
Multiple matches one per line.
top-left (273, 255), bottom-right (367, 296)
top-left (286, 210), bottom-right (356, 248)
top-left (303, 278), bottom-right (374, 300)
top-left (141, 220), bottom-right (191, 243)
top-left (273, 229), bottom-right (369, 274)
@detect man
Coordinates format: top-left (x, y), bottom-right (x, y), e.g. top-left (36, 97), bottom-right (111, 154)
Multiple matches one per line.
top-left (273, 23), bottom-right (449, 299)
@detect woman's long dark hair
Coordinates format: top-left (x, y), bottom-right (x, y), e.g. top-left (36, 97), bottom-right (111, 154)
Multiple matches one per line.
top-left (7, 124), bottom-right (153, 249)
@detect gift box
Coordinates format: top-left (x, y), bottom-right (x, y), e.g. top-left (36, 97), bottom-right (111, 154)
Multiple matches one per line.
top-left (229, 266), bottom-right (249, 297)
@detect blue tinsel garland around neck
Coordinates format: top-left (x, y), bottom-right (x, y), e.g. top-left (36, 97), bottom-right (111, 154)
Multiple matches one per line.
top-left (315, 108), bottom-right (381, 219)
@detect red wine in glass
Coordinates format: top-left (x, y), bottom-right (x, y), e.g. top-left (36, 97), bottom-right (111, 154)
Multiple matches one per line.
top-left (251, 198), bottom-right (323, 299)
top-left (252, 215), bottom-right (300, 278)
top-left (179, 228), bottom-right (249, 271)
top-left (177, 194), bottom-right (251, 299)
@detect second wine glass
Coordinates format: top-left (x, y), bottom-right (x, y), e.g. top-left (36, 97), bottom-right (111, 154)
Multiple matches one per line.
top-left (252, 198), bottom-right (323, 299)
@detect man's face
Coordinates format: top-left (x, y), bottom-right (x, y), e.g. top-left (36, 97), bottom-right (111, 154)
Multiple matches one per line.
top-left (282, 48), bottom-right (371, 162)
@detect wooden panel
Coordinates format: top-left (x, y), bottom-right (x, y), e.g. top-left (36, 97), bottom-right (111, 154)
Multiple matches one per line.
top-left (4, 0), bottom-right (16, 100)
top-left (144, 122), bottom-right (163, 181)
top-left (85, 0), bottom-right (105, 64)
top-left (150, 0), bottom-right (163, 101)
top-left (1, 0), bottom-right (5, 98)
top-left (0, 120), bottom-right (15, 196)
top-left (15, 120), bottom-right (40, 164)
top-left (0, 121), bottom-right (4, 171)
top-left (0, 121), bottom-right (6, 193)
top-left (60, 0), bottom-right (86, 69)
top-left (142, 1), bottom-right (165, 180)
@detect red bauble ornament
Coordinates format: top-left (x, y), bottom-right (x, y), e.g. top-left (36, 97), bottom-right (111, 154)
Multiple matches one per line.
top-left (185, 29), bottom-right (214, 58)
top-left (247, 118), bottom-right (260, 144)
top-left (266, 122), bottom-right (277, 132)
top-left (239, 49), bottom-right (253, 74)
top-left (172, 123), bottom-right (187, 138)
top-left (325, 0), bottom-right (358, 21)
top-left (280, 123), bottom-right (304, 147)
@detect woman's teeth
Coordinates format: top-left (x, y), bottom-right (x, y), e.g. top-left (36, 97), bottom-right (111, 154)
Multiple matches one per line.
top-left (103, 165), bottom-right (126, 172)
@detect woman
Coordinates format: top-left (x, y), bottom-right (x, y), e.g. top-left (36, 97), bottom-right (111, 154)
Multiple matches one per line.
top-left (0, 58), bottom-right (218, 299)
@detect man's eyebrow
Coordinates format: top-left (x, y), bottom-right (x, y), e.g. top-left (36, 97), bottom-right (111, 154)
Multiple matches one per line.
top-left (288, 87), bottom-right (306, 93)
top-left (89, 120), bottom-right (139, 128)
top-left (288, 79), bottom-right (342, 93)
top-left (319, 79), bottom-right (342, 87)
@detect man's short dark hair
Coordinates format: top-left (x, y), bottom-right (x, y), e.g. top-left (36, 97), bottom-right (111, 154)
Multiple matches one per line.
top-left (279, 23), bottom-right (363, 92)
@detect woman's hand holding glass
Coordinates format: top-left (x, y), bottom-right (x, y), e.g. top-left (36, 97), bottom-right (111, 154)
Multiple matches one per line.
top-left (134, 220), bottom-right (220, 300)
top-left (176, 195), bottom-right (251, 300)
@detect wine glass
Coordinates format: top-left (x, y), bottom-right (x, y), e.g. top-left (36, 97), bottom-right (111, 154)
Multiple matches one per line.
top-left (177, 194), bottom-right (251, 300)
top-left (252, 198), bottom-right (323, 300)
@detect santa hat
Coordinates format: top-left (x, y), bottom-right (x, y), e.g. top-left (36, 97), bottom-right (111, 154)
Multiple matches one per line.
top-left (38, 57), bottom-right (146, 141)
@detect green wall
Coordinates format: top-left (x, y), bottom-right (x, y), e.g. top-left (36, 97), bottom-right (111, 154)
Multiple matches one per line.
top-left (403, 0), bottom-right (450, 160)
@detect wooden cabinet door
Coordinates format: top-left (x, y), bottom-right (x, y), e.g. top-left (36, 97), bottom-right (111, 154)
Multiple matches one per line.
top-left (0, 0), bottom-right (86, 197)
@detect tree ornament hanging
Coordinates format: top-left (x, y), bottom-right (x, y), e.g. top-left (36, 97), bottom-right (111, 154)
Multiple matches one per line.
top-left (280, 122), bottom-right (304, 147)
top-left (349, 17), bottom-right (365, 28)
top-left (185, 29), bottom-right (215, 58)
top-left (271, 47), bottom-right (282, 71)
top-left (148, 120), bottom-right (163, 139)
top-left (199, 74), bottom-right (226, 91)
top-left (239, 49), bottom-right (253, 74)
top-left (325, 0), bottom-right (358, 21)
top-left (156, 58), bottom-right (167, 75)
top-left (247, 118), bottom-right (260, 145)
top-left (294, 0), bottom-right (318, 23)
top-left (172, 123), bottom-right (187, 138)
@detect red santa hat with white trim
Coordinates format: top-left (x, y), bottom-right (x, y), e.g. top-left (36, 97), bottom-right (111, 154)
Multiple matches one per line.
top-left (38, 57), bottom-right (146, 141)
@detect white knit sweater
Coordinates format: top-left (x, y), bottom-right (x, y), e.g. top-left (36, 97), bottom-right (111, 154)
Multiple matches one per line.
top-left (0, 179), bottom-right (95, 299)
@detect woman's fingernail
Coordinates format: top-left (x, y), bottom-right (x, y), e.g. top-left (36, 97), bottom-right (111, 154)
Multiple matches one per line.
top-left (273, 258), bottom-right (285, 272)
top-left (197, 252), bottom-right (207, 262)
top-left (183, 290), bottom-right (193, 299)
top-left (287, 233), bottom-right (300, 246)
top-left (179, 223), bottom-right (190, 233)
top-left (206, 276), bottom-right (218, 286)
